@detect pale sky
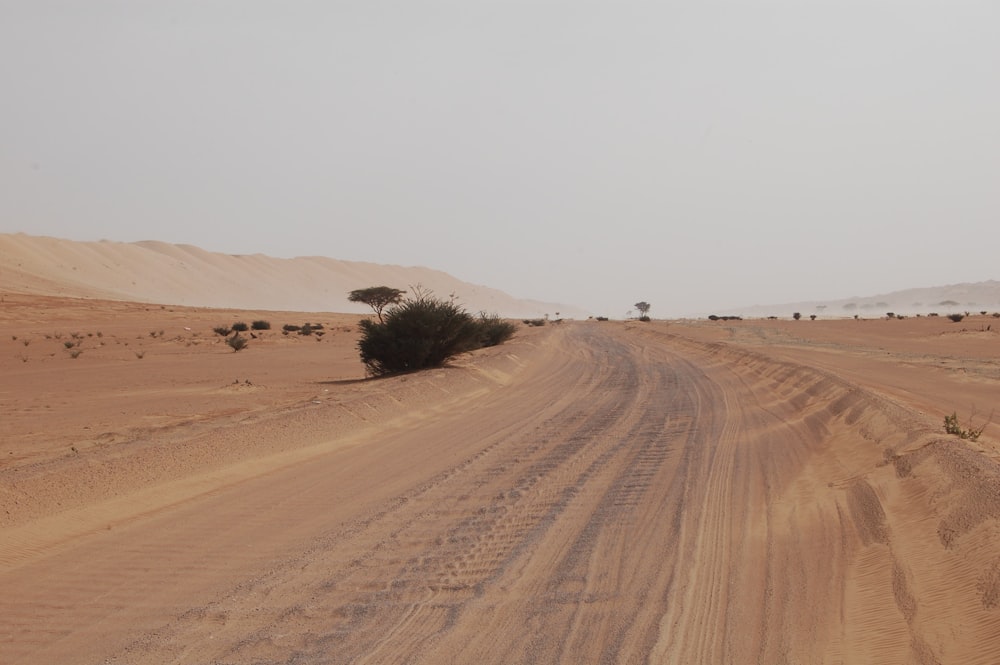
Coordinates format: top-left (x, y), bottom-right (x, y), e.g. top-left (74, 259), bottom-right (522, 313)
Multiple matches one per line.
top-left (2, 1), bottom-right (998, 317)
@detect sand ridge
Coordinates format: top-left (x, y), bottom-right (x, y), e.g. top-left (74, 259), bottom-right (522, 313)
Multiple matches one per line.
top-left (0, 232), bottom-right (584, 318)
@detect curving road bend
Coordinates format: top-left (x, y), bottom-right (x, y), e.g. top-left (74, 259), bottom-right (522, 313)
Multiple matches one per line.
top-left (2, 322), bottom-right (998, 664)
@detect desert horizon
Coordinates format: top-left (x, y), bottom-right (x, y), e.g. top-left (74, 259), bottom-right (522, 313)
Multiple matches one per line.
top-left (4, 232), bottom-right (1000, 322)
top-left (3, 243), bottom-right (1000, 662)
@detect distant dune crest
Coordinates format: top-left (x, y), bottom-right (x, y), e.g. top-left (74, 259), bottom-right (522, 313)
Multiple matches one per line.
top-left (0, 233), bottom-right (583, 318)
top-left (725, 281), bottom-right (1000, 319)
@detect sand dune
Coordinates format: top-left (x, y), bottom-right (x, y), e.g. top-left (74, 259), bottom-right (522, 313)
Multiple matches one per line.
top-left (0, 233), bottom-right (583, 318)
top-left (725, 280), bottom-right (1000, 319)
top-left (2, 292), bottom-right (1000, 663)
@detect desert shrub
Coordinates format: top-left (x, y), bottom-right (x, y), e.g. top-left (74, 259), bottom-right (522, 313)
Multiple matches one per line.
top-left (993, 313), bottom-right (1000, 318)
top-left (299, 323), bottom-right (316, 335)
top-left (213, 326), bottom-right (232, 336)
top-left (944, 412), bottom-right (987, 441)
top-left (708, 315), bottom-right (720, 321)
top-left (226, 334), bottom-right (249, 352)
top-left (282, 324), bottom-right (301, 332)
top-left (358, 296), bottom-right (487, 376)
top-left (793, 312), bottom-right (802, 320)
top-left (475, 313), bottom-right (517, 347)
top-left (928, 312), bottom-right (939, 317)
top-left (810, 314), bottom-right (817, 320)
top-left (595, 316), bottom-right (609, 321)
top-left (522, 319), bottom-right (546, 327)
top-left (232, 322), bottom-right (249, 332)
top-left (638, 315), bottom-right (651, 322)
top-left (69, 349), bottom-right (83, 359)
top-left (251, 320), bottom-right (271, 330)
top-left (947, 313), bottom-right (965, 323)
top-left (63, 340), bottom-right (76, 349)
top-left (886, 312), bottom-right (895, 319)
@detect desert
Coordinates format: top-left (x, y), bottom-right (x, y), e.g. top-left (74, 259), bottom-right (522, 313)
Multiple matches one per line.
top-left (5, 2), bottom-right (999, 661)
top-left (3, 253), bottom-right (1000, 663)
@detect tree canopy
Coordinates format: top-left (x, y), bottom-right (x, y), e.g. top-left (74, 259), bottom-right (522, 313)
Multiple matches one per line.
top-left (634, 301), bottom-right (651, 317)
top-left (348, 286), bottom-right (406, 322)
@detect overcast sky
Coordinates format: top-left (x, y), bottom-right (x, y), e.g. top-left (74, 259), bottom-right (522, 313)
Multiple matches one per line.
top-left (2, 1), bottom-right (998, 316)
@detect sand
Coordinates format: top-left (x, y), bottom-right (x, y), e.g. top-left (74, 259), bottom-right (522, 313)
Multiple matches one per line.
top-left (0, 233), bottom-right (583, 318)
top-left (2, 294), bottom-right (1000, 663)
top-left (2, 233), bottom-right (1000, 664)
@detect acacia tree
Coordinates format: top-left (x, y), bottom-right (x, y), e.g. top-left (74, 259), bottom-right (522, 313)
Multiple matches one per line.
top-left (348, 286), bottom-right (406, 323)
top-left (634, 301), bottom-right (651, 318)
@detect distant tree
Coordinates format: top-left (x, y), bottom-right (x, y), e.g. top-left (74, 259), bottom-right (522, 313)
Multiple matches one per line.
top-left (793, 312), bottom-right (802, 320)
top-left (348, 286), bottom-right (406, 323)
top-left (634, 302), bottom-right (651, 318)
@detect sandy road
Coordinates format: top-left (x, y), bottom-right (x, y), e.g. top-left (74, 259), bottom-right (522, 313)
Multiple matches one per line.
top-left (3, 322), bottom-right (999, 663)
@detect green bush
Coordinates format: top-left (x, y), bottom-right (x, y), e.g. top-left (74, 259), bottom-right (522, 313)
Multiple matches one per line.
top-left (251, 320), bottom-right (271, 330)
top-left (947, 313), bottom-right (965, 323)
top-left (232, 322), bottom-right (249, 332)
top-left (475, 312), bottom-right (517, 348)
top-left (944, 411), bottom-right (986, 441)
top-left (282, 324), bottom-right (301, 332)
top-left (358, 295), bottom-right (508, 376)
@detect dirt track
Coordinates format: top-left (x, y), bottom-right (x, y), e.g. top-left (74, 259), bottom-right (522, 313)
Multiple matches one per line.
top-left (3, 317), bottom-right (1000, 664)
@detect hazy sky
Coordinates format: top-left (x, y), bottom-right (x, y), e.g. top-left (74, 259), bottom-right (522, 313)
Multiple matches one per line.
top-left (2, 2), bottom-right (998, 316)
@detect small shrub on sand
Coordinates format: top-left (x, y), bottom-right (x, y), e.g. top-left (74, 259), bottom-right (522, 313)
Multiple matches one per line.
top-left (944, 411), bottom-right (989, 441)
top-left (357, 294), bottom-right (513, 376)
top-left (282, 324), bottom-right (301, 332)
top-left (226, 334), bottom-right (249, 352)
top-left (475, 313), bottom-right (517, 347)
top-left (522, 318), bottom-right (546, 327)
top-left (213, 326), bottom-right (232, 336)
top-left (232, 322), bottom-right (249, 332)
top-left (251, 320), bottom-right (271, 330)
top-left (947, 313), bottom-right (965, 323)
